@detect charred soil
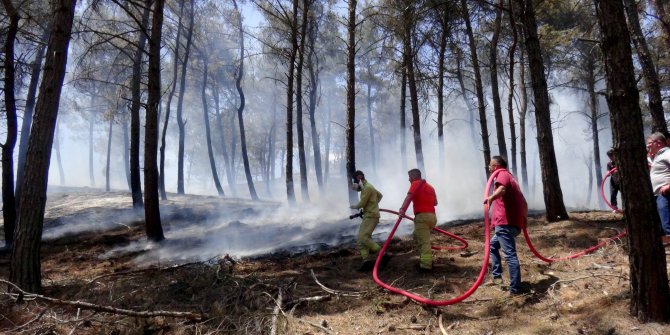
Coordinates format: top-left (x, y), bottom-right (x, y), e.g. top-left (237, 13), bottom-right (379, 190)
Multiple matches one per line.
top-left (1, 191), bottom-right (669, 334)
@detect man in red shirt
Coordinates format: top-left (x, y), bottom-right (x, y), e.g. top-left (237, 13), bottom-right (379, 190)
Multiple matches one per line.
top-left (484, 156), bottom-right (528, 295)
top-left (399, 169), bottom-right (438, 272)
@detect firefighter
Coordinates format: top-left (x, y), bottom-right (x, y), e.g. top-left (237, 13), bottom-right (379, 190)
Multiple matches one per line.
top-left (350, 170), bottom-right (388, 271)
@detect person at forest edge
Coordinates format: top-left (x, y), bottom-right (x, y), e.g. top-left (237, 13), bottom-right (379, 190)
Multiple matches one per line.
top-left (399, 169), bottom-right (438, 273)
top-left (606, 149), bottom-right (621, 211)
top-left (646, 132), bottom-right (670, 241)
top-left (349, 170), bottom-right (389, 272)
top-left (484, 156), bottom-right (529, 295)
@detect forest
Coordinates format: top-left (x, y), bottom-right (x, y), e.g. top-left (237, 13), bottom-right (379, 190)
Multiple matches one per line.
top-left (1, 0), bottom-right (670, 333)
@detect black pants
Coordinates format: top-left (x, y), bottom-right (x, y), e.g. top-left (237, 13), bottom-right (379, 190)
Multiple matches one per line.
top-left (610, 182), bottom-right (620, 208)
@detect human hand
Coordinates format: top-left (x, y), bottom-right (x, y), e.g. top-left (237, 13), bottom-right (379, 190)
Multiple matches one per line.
top-left (398, 208), bottom-right (405, 216)
top-left (662, 184), bottom-right (670, 195)
top-left (483, 197), bottom-right (492, 207)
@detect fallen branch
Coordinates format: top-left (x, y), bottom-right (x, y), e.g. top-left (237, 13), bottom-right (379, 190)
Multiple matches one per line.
top-left (395, 324), bottom-right (427, 330)
top-left (438, 314), bottom-right (447, 335)
top-left (310, 270), bottom-right (362, 297)
top-left (549, 273), bottom-right (628, 292)
top-left (297, 318), bottom-right (334, 334)
top-left (270, 288), bottom-right (283, 335)
top-left (0, 279), bottom-right (204, 321)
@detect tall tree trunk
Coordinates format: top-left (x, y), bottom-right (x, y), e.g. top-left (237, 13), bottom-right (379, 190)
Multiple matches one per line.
top-left (623, 0), bottom-right (667, 134)
top-left (400, 67), bottom-right (407, 172)
top-left (89, 101), bottom-right (96, 187)
top-left (144, 0), bottom-right (165, 242)
top-left (176, 0), bottom-right (194, 195)
top-left (54, 117), bottom-right (65, 185)
top-left (285, 0), bottom-right (299, 204)
top-left (130, 3), bottom-right (150, 207)
top-left (159, 0), bottom-right (185, 200)
top-left (437, 17), bottom-right (447, 171)
top-left (403, 4), bottom-right (424, 173)
top-left (306, 23), bottom-right (323, 189)
top-left (295, 0), bottom-right (309, 201)
top-left (462, 0), bottom-right (491, 177)
top-left (2, 0), bottom-right (19, 248)
top-left (324, 103), bottom-right (331, 185)
top-left (201, 58), bottom-right (224, 196)
top-left (586, 56), bottom-right (604, 208)
top-left (594, 0), bottom-right (670, 322)
top-left (105, 118), bottom-right (113, 192)
top-left (518, 0), bottom-right (568, 221)
top-left (123, 118), bottom-right (131, 191)
top-left (16, 29), bottom-right (48, 205)
top-left (586, 156), bottom-right (593, 205)
top-left (233, 0), bottom-right (258, 200)
top-left (213, 83), bottom-right (235, 195)
top-left (519, 47), bottom-right (529, 193)
top-left (345, 0), bottom-right (358, 204)
top-left (507, 0), bottom-right (518, 176)
top-left (490, 0), bottom-right (507, 159)
top-left (651, 0), bottom-right (670, 50)
top-left (10, 0), bottom-right (76, 292)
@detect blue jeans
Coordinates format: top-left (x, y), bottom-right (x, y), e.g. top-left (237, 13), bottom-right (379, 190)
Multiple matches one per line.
top-left (656, 194), bottom-right (670, 235)
top-left (490, 225), bottom-right (522, 293)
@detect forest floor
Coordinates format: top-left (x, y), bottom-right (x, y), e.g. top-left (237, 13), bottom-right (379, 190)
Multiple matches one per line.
top-left (1, 190), bottom-right (670, 335)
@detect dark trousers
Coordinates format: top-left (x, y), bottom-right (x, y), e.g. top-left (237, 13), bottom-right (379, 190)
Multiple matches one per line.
top-left (609, 181), bottom-right (620, 208)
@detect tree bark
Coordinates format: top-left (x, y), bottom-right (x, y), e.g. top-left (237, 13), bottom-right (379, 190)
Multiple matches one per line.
top-left (176, 0), bottom-right (195, 195)
top-left (295, 0), bottom-right (310, 201)
top-left (285, 0), bottom-right (299, 204)
top-left (2, 0), bottom-right (19, 248)
top-left (16, 28), bottom-right (49, 205)
top-left (345, 0), bottom-right (358, 204)
top-left (130, 3), bottom-right (150, 207)
top-left (10, 0), bottom-right (77, 292)
top-left (490, 0), bottom-right (507, 160)
top-left (437, 13), bottom-right (448, 172)
top-left (105, 118), bottom-right (113, 192)
top-left (519, 47), bottom-right (529, 193)
top-left (518, 0), bottom-right (568, 221)
top-left (623, 0), bottom-right (667, 135)
top-left (233, 0), bottom-right (258, 201)
top-left (403, 3), bottom-right (424, 172)
top-left (507, 0), bottom-right (518, 176)
top-left (144, 0), bottom-right (165, 242)
top-left (462, 0), bottom-right (491, 177)
top-left (400, 67), bottom-right (407, 172)
top-left (123, 119), bottom-right (131, 191)
top-left (159, 0), bottom-right (185, 200)
top-left (201, 58), bottom-right (224, 196)
top-left (306, 17), bottom-right (323, 189)
top-left (585, 54), bottom-right (604, 208)
top-left (213, 82), bottom-right (236, 195)
top-left (594, 0), bottom-right (670, 322)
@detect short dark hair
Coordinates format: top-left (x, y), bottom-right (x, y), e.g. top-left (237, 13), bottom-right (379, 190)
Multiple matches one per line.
top-left (607, 149), bottom-right (614, 156)
top-left (408, 168), bottom-right (422, 178)
top-left (648, 132), bottom-right (666, 143)
top-left (354, 170), bottom-right (365, 179)
top-left (492, 155), bottom-right (508, 169)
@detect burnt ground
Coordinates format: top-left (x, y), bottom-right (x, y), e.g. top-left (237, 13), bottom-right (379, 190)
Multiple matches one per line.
top-left (1, 191), bottom-right (670, 334)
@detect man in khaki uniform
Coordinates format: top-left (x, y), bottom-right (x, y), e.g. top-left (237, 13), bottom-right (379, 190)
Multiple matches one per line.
top-left (350, 170), bottom-right (388, 271)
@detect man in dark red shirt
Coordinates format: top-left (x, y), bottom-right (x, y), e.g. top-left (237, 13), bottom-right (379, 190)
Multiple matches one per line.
top-left (399, 169), bottom-right (438, 272)
top-left (484, 156), bottom-right (528, 295)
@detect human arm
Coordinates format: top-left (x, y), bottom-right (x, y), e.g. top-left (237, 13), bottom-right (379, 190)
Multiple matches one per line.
top-left (484, 185), bottom-right (506, 207)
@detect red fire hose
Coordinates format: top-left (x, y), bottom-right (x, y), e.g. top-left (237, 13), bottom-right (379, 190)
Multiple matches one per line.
top-left (371, 170), bottom-right (501, 305)
top-left (521, 167), bottom-right (627, 263)
top-left (379, 209), bottom-right (468, 250)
